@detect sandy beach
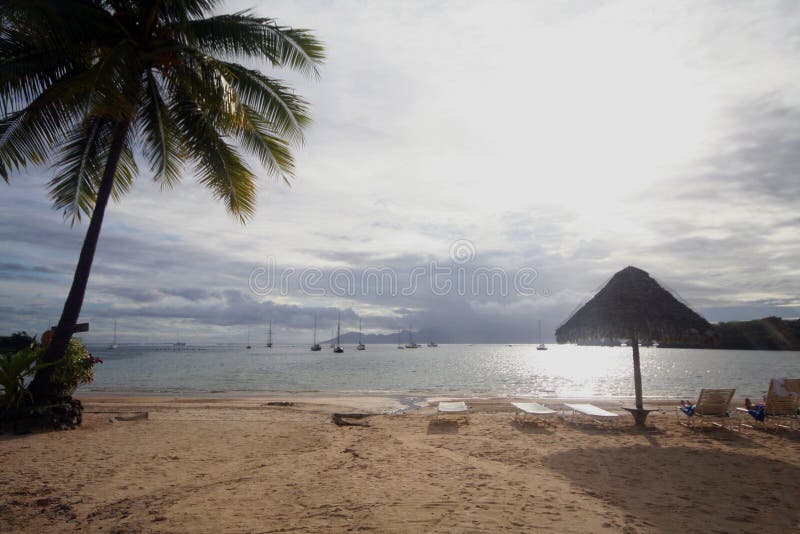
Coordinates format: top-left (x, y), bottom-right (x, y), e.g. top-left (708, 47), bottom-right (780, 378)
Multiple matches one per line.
top-left (1, 395), bottom-right (799, 533)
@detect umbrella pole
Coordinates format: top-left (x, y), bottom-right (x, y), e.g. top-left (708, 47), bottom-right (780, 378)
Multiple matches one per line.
top-left (631, 334), bottom-right (647, 426)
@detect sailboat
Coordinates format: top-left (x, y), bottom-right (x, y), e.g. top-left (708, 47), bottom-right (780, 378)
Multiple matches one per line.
top-left (266, 320), bottom-right (273, 348)
top-left (397, 332), bottom-right (404, 349)
top-left (108, 320), bottom-right (117, 350)
top-left (427, 338), bottom-right (438, 347)
top-left (329, 328), bottom-right (336, 348)
top-left (356, 319), bottom-right (366, 350)
top-left (536, 320), bottom-right (548, 350)
top-left (246, 325), bottom-right (252, 349)
top-left (310, 315), bottom-right (322, 351)
top-left (405, 326), bottom-right (419, 348)
top-left (333, 314), bottom-right (344, 353)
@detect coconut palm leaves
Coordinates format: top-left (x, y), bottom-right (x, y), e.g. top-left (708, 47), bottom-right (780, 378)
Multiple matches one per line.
top-left (1, 0), bottom-right (323, 401)
top-left (1, 0), bottom-right (324, 222)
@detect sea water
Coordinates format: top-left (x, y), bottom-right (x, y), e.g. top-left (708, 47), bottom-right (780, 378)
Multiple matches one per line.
top-left (81, 344), bottom-right (800, 400)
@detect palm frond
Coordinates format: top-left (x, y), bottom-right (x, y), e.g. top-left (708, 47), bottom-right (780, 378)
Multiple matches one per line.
top-left (47, 119), bottom-right (111, 221)
top-left (47, 115), bottom-right (137, 222)
top-left (0, 90), bottom-right (87, 182)
top-left (170, 87), bottom-right (257, 221)
top-left (156, 0), bottom-right (219, 24)
top-left (219, 62), bottom-right (310, 143)
top-left (138, 69), bottom-right (184, 188)
top-left (0, 40), bottom-right (142, 182)
top-left (230, 103), bottom-right (295, 183)
top-left (173, 12), bottom-right (325, 77)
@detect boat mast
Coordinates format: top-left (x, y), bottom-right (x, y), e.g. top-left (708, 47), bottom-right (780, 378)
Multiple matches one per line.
top-left (313, 315), bottom-right (317, 345)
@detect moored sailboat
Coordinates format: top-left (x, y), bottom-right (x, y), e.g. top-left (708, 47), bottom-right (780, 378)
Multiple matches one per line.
top-left (405, 326), bottom-right (419, 348)
top-left (357, 319), bottom-right (366, 350)
top-left (536, 320), bottom-right (547, 350)
top-left (334, 314), bottom-right (344, 353)
top-left (108, 320), bottom-right (117, 350)
top-left (266, 320), bottom-right (272, 348)
top-left (310, 315), bottom-right (322, 351)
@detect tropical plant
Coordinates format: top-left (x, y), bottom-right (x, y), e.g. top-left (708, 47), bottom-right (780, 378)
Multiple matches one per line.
top-left (0, 344), bottom-right (44, 411)
top-left (0, 0), bottom-right (324, 400)
top-left (50, 338), bottom-right (103, 396)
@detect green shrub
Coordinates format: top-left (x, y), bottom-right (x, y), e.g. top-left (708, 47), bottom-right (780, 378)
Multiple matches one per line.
top-left (50, 338), bottom-right (102, 395)
top-left (0, 344), bottom-right (41, 411)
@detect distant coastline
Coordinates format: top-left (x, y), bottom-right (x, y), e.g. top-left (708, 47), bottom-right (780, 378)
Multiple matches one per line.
top-left (659, 316), bottom-right (800, 351)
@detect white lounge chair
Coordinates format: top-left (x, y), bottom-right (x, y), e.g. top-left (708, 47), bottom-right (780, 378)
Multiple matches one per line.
top-left (511, 402), bottom-right (557, 424)
top-left (736, 378), bottom-right (799, 430)
top-left (564, 403), bottom-right (619, 425)
top-left (436, 401), bottom-right (469, 423)
top-left (676, 388), bottom-right (735, 429)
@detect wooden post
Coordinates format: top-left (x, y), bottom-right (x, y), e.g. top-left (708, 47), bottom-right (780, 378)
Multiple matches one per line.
top-left (631, 333), bottom-right (647, 426)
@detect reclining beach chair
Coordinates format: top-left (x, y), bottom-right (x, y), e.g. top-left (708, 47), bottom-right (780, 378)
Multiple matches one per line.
top-left (563, 403), bottom-right (619, 425)
top-left (436, 401), bottom-right (469, 423)
top-left (736, 378), bottom-right (800, 430)
top-left (511, 402), bottom-right (557, 424)
top-left (676, 388), bottom-right (735, 429)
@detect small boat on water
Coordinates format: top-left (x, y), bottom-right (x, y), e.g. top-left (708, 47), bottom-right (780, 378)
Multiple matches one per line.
top-left (246, 325), bottom-right (252, 349)
top-left (536, 320), bottom-right (547, 350)
top-left (397, 332), bottom-right (405, 349)
top-left (427, 340), bottom-right (438, 347)
top-left (405, 326), bottom-right (419, 349)
top-left (356, 319), bottom-right (366, 351)
top-left (334, 314), bottom-right (344, 353)
top-left (310, 315), bottom-right (322, 351)
top-left (108, 320), bottom-right (118, 350)
top-left (266, 320), bottom-right (272, 348)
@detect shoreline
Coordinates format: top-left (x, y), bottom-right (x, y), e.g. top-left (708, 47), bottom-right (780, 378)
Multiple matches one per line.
top-left (76, 391), bottom-right (720, 414)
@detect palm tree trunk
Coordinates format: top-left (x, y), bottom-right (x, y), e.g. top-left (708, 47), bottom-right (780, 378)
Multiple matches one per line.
top-left (28, 120), bottom-right (131, 402)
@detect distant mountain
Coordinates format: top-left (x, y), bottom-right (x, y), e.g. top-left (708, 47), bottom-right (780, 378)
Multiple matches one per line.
top-left (322, 328), bottom-right (450, 345)
top-left (659, 316), bottom-right (800, 350)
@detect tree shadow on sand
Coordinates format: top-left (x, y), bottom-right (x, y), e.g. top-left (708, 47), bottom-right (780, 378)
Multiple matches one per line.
top-left (427, 420), bottom-right (461, 434)
top-left (511, 420), bottom-right (555, 435)
top-left (544, 445), bottom-right (800, 532)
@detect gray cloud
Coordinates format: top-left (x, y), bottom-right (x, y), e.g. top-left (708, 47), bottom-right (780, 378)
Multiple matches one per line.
top-left (2, 2), bottom-right (799, 344)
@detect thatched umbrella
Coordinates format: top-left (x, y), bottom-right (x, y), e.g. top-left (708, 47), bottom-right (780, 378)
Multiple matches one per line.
top-left (556, 266), bottom-right (710, 426)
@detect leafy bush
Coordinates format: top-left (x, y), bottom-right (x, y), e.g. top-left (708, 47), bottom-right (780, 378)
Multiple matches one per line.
top-left (0, 344), bottom-right (42, 411)
top-left (0, 337), bottom-right (101, 413)
top-left (50, 338), bottom-right (102, 395)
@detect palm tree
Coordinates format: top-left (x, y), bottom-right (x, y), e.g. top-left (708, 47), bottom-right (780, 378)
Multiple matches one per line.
top-left (0, 0), bottom-right (324, 400)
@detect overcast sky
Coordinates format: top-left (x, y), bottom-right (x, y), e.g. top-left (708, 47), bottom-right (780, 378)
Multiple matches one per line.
top-left (2, 0), bottom-right (799, 344)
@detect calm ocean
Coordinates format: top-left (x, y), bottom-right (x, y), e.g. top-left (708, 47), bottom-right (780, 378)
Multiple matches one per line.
top-left (81, 343), bottom-right (800, 400)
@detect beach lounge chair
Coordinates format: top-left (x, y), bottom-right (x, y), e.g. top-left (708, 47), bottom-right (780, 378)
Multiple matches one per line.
top-left (436, 401), bottom-right (469, 423)
top-left (563, 403), bottom-right (619, 425)
top-left (736, 378), bottom-right (800, 430)
top-left (676, 388), bottom-right (735, 429)
top-left (511, 402), bottom-right (557, 424)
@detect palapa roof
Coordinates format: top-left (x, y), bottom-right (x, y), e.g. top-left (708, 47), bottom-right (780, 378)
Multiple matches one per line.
top-left (556, 266), bottom-right (710, 342)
